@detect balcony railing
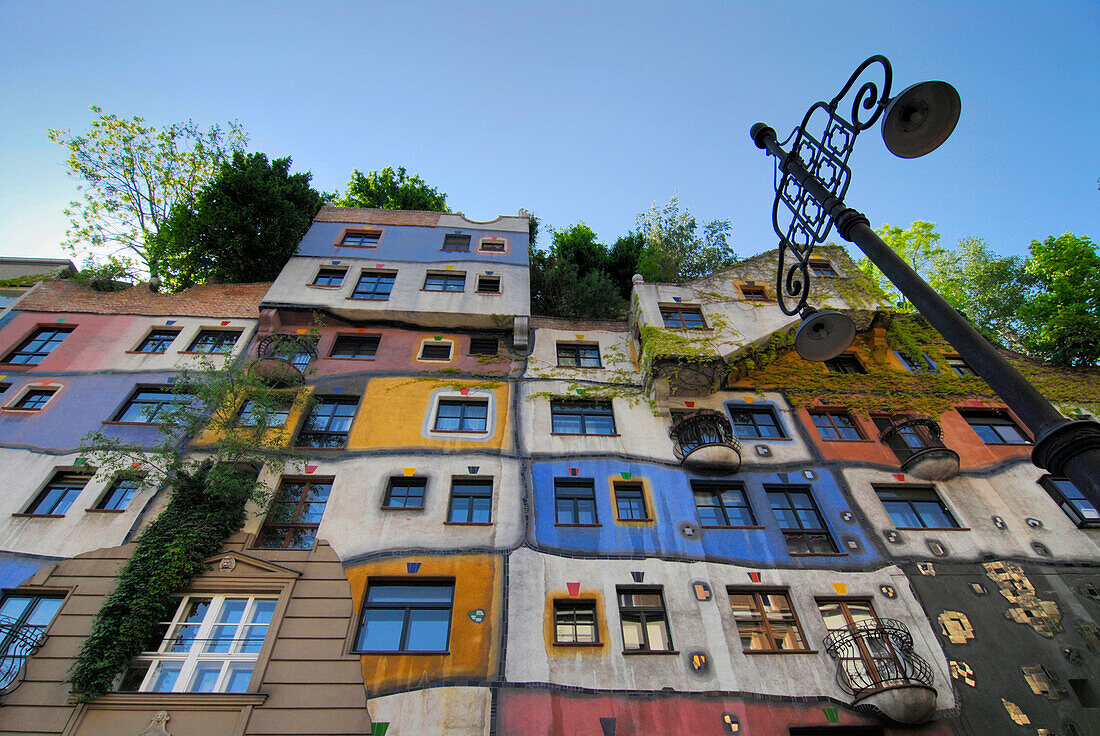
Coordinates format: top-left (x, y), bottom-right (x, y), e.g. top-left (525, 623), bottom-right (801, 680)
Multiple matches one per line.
top-left (669, 410), bottom-right (742, 472)
top-left (877, 416), bottom-right (960, 481)
top-left (0, 615), bottom-right (47, 695)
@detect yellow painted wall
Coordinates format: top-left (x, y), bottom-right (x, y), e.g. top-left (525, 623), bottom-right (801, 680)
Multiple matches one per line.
top-left (192, 387), bottom-right (311, 449)
top-left (347, 377), bottom-right (512, 450)
top-left (542, 588), bottom-right (610, 657)
top-left (345, 554), bottom-right (502, 695)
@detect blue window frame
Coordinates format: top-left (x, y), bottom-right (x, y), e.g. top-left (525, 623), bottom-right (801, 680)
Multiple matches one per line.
top-left (961, 410), bottom-right (1029, 444)
top-left (447, 479), bottom-right (492, 523)
top-left (340, 230), bottom-right (380, 247)
top-left (433, 399), bottom-right (488, 432)
top-left (351, 271), bottom-right (396, 300)
top-left (4, 327), bottom-right (73, 365)
top-left (693, 482), bottom-right (756, 527)
top-left (555, 479), bottom-right (598, 525)
top-left (27, 473), bottom-right (90, 515)
top-left (423, 272), bottom-right (466, 292)
top-left (96, 476), bottom-right (142, 511)
top-left (355, 583), bottom-right (454, 653)
top-left (136, 329), bottom-right (180, 354)
top-left (550, 400), bottom-right (616, 435)
top-left (811, 411), bottom-right (863, 440)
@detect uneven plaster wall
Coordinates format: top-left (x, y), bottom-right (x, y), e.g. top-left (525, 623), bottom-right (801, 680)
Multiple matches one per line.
top-left (524, 326), bottom-right (637, 381)
top-left (293, 219), bottom-right (528, 264)
top-left (505, 548), bottom-right (954, 712)
top-left (367, 686), bottom-right (491, 736)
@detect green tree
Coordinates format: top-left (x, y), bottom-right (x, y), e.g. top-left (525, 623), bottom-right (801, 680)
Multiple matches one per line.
top-left (150, 152), bottom-right (323, 290)
top-left (47, 106), bottom-right (247, 280)
top-left (337, 166), bottom-right (449, 211)
top-left (857, 220), bottom-right (946, 309)
top-left (1017, 233), bottom-right (1100, 367)
top-left (530, 224), bottom-right (629, 319)
top-left (635, 196), bottom-right (736, 282)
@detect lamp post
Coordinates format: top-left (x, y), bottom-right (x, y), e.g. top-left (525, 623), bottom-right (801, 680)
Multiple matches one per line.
top-left (750, 54), bottom-right (1100, 510)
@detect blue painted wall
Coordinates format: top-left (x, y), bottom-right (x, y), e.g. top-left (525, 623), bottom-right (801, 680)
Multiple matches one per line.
top-left (295, 223), bottom-right (528, 266)
top-left (0, 551), bottom-right (59, 589)
top-left (529, 460), bottom-right (882, 569)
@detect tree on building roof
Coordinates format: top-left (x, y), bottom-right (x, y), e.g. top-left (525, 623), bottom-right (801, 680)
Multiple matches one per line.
top-left (336, 166), bottom-right (449, 212)
top-left (635, 196), bottom-right (736, 282)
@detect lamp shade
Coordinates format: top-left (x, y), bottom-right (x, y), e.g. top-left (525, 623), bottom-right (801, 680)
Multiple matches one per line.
top-left (881, 81), bottom-right (961, 159)
top-left (794, 309), bottom-right (856, 362)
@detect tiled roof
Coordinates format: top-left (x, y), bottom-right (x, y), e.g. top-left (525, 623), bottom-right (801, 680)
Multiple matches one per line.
top-left (15, 280), bottom-right (271, 319)
top-left (313, 206), bottom-right (442, 227)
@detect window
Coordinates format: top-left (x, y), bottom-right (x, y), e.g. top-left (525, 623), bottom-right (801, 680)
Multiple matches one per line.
top-left (114, 387), bottom-right (181, 423)
top-left (330, 334), bottom-right (380, 359)
top-left (613, 481), bottom-right (649, 521)
top-left (767, 486), bottom-right (838, 555)
top-left (351, 271), bottom-right (396, 300)
top-left (383, 477), bottom-right (426, 509)
top-left (660, 305), bottom-right (706, 329)
top-left (26, 472), bottom-right (90, 515)
top-left (478, 238), bottom-right (506, 253)
top-left (872, 415), bottom-right (934, 460)
top-left (961, 410), bottom-right (1029, 444)
top-left (339, 230), bottom-right (381, 248)
top-left (824, 354), bottom-right (866, 374)
top-left (263, 335), bottom-right (315, 371)
top-left (237, 398), bottom-right (290, 427)
top-left (0, 592), bottom-right (64, 667)
top-left (311, 267), bottom-right (346, 286)
top-left (256, 478), bottom-right (332, 549)
top-left (557, 343), bottom-right (601, 368)
top-left (186, 330), bottom-right (241, 354)
top-left (554, 599), bottom-right (599, 645)
top-left (617, 588), bottom-right (673, 652)
top-left (475, 275), bottom-right (501, 293)
top-left (811, 411), bottom-right (864, 440)
top-left (4, 326), bottom-right (73, 365)
top-left (447, 479), bottom-right (493, 523)
top-left (442, 234), bottom-right (470, 252)
top-left (550, 400), bottom-right (616, 435)
top-left (555, 479), bottom-right (598, 525)
top-left (419, 342), bottom-right (453, 361)
top-left (135, 329), bottom-right (180, 354)
top-left (119, 595), bottom-right (276, 693)
top-left (96, 476), bottom-right (142, 511)
top-left (875, 485), bottom-right (959, 529)
top-left (808, 260), bottom-right (838, 277)
top-left (1039, 476), bottom-right (1099, 527)
top-left (433, 399), bottom-right (488, 432)
top-left (740, 284), bottom-right (767, 301)
top-left (946, 355), bottom-right (976, 377)
top-left (728, 589), bottom-right (808, 651)
top-left (12, 388), bottom-right (56, 410)
top-left (692, 482), bottom-right (756, 527)
top-left (424, 272), bottom-right (466, 292)
top-left (296, 396), bottom-right (357, 448)
top-left (895, 351), bottom-right (937, 372)
top-left (730, 406), bottom-right (785, 439)
top-left (469, 337), bottom-right (499, 356)
top-left (355, 582), bottom-right (454, 653)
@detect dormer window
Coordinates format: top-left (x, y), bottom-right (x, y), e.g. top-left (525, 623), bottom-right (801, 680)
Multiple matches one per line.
top-left (740, 285), bottom-right (767, 301)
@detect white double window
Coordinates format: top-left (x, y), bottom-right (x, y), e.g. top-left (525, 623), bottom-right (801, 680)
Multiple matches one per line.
top-left (120, 595), bottom-right (276, 693)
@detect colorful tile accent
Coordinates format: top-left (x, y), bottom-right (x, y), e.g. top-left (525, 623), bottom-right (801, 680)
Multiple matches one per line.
top-left (566, 582), bottom-right (580, 597)
top-left (406, 562), bottom-right (421, 574)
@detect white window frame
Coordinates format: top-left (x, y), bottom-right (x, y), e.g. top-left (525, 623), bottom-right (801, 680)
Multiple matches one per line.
top-left (124, 594), bottom-right (277, 694)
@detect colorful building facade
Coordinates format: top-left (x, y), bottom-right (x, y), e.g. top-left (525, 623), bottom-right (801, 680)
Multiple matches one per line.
top-left (0, 210), bottom-right (1097, 736)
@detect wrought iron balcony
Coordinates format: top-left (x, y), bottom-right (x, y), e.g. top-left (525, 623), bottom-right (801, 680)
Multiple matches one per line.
top-left (251, 333), bottom-right (317, 386)
top-left (669, 409), bottom-right (742, 473)
top-left (0, 614), bottom-right (47, 695)
top-left (876, 415), bottom-right (960, 480)
top-left (823, 618), bottom-right (938, 724)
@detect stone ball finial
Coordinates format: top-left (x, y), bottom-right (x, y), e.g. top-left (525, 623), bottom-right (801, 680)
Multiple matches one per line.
top-left (632, 274), bottom-right (644, 284)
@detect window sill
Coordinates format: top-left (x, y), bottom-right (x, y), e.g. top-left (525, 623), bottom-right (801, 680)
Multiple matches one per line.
top-left (177, 351), bottom-right (234, 356)
top-left (381, 505), bottom-right (425, 512)
top-left (443, 521), bottom-right (494, 526)
top-left (326, 355), bottom-right (377, 361)
top-left (420, 289), bottom-right (466, 294)
top-left (346, 296), bottom-right (390, 301)
top-left (307, 284), bottom-right (344, 289)
top-left (81, 692), bottom-right (268, 707)
top-left (818, 438), bottom-right (872, 443)
top-left (476, 290), bottom-right (502, 295)
top-left (430, 429), bottom-right (489, 434)
top-left (551, 433), bottom-right (621, 437)
top-left (978, 442), bottom-right (1032, 447)
top-left (895, 526), bottom-right (971, 532)
top-left (356, 650), bottom-right (450, 656)
top-left (125, 350), bottom-right (169, 355)
top-left (0, 364), bottom-right (32, 369)
top-left (85, 508), bottom-right (126, 514)
top-left (292, 446), bottom-right (347, 452)
top-left (552, 641), bottom-right (604, 648)
top-left (742, 649), bottom-right (819, 655)
top-left (736, 436), bottom-right (792, 442)
top-left (102, 421), bottom-right (157, 426)
top-left (555, 523), bottom-right (603, 528)
top-left (700, 525), bottom-right (766, 530)
top-left (12, 512), bottom-right (64, 519)
top-left (622, 649), bottom-right (679, 656)
top-left (555, 365), bottom-right (605, 370)
top-left (1, 407), bottom-right (45, 413)
top-left (615, 518), bottom-right (654, 524)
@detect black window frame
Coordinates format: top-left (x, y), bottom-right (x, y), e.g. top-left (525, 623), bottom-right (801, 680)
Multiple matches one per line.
top-left (475, 275), bottom-right (501, 293)
top-left (423, 272), bottom-right (466, 292)
top-left (295, 396), bottom-right (358, 448)
top-left (311, 267), bottom-right (347, 287)
top-left (418, 342), bottom-right (454, 361)
top-left (354, 580), bottom-right (455, 653)
top-left (874, 484), bottom-right (960, 530)
top-left (1038, 475), bottom-right (1099, 528)
top-left (946, 355), bottom-right (977, 377)
top-left (255, 477), bottom-right (333, 550)
top-left (692, 481), bottom-right (757, 528)
top-left (339, 230), bottom-right (381, 248)
top-left (613, 481), bottom-right (650, 521)
top-left (383, 477), bottom-right (427, 510)
top-left (12, 388), bottom-right (56, 411)
top-left (740, 284), bottom-right (767, 301)
top-left (729, 406), bottom-right (786, 439)
top-left (550, 400), bottom-right (616, 435)
top-left (824, 354), bottom-right (866, 374)
top-left (135, 328), bottom-right (181, 354)
top-left (185, 330), bottom-right (242, 354)
top-left (478, 238), bottom-right (507, 253)
top-left (659, 305), bottom-right (707, 329)
top-left (447, 479), bottom-right (493, 524)
top-left (95, 474), bottom-right (143, 511)
top-left (554, 479), bottom-right (599, 526)
top-left (351, 270), bottom-right (397, 300)
top-left (442, 234), bottom-right (471, 252)
top-left (616, 586), bottom-right (673, 653)
top-left (556, 343), bottom-right (602, 368)
top-left (960, 410), bottom-right (1030, 445)
top-left (3, 326), bottom-right (73, 365)
top-left (810, 410), bottom-right (864, 441)
top-left (26, 472), bottom-right (90, 516)
top-left (330, 334), bottom-right (380, 359)
top-left (433, 398), bottom-right (489, 433)
top-left (766, 485), bottom-right (838, 555)
top-left (113, 386), bottom-right (182, 424)
top-left (468, 337), bottom-right (499, 356)
top-left (553, 598), bottom-right (600, 646)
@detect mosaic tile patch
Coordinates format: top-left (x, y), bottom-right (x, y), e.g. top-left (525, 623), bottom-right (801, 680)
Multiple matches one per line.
top-left (949, 660), bottom-right (975, 687)
top-left (939, 611), bottom-right (975, 644)
top-left (984, 561), bottom-right (1062, 637)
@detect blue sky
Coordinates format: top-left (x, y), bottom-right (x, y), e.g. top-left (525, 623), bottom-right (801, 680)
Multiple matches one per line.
top-left (1, 1), bottom-right (1097, 266)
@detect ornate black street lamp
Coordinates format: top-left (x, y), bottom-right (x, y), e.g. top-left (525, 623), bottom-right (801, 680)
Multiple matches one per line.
top-left (750, 54), bottom-right (1100, 510)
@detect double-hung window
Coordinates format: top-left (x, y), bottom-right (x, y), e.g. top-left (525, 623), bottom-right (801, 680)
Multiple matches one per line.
top-left (256, 478), bottom-right (332, 549)
top-left (554, 599), bottom-right (599, 645)
top-left (296, 396), bottom-right (357, 448)
top-left (693, 482), bottom-right (755, 527)
top-left (4, 327), bottom-right (73, 365)
top-left (728, 589), bottom-right (808, 651)
top-left (330, 335), bottom-right (380, 359)
top-left (875, 485), bottom-right (959, 529)
top-left (1039, 476), bottom-right (1098, 527)
top-left (27, 473), bottom-right (90, 515)
top-left (811, 411), bottom-right (863, 440)
top-left (729, 407), bottom-right (785, 439)
top-left (554, 479), bottom-right (598, 525)
top-left (187, 331), bottom-right (241, 354)
top-left (660, 305), bottom-right (706, 329)
top-left (767, 486), bottom-right (837, 555)
top-left (384, 477), bottom-right (426, 509)
top-left (960, 410), bottom-right (1029, 444)
top-left (617, 588), bottom-right (673, 652)
top-left (120, 595), bottom-right (276, 693)
top-left (355, 582), bottom-right (454, 653)
top-left (556, 343), bottom-right (601, 368)
top-left (447, 479), bottom-right (493, 523)
top-left (352, 271), bottom-right (396, 300)
top-left (135, 329), bottom-right (180, 354)
top-left (114, 387), bottom-right (182, 423)
top-left (424, 272), bottom-right (466, 292)
top-left (550, 400), bottom-right (615, 435)
top-left (434, 399), bottom-right (488, 432)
